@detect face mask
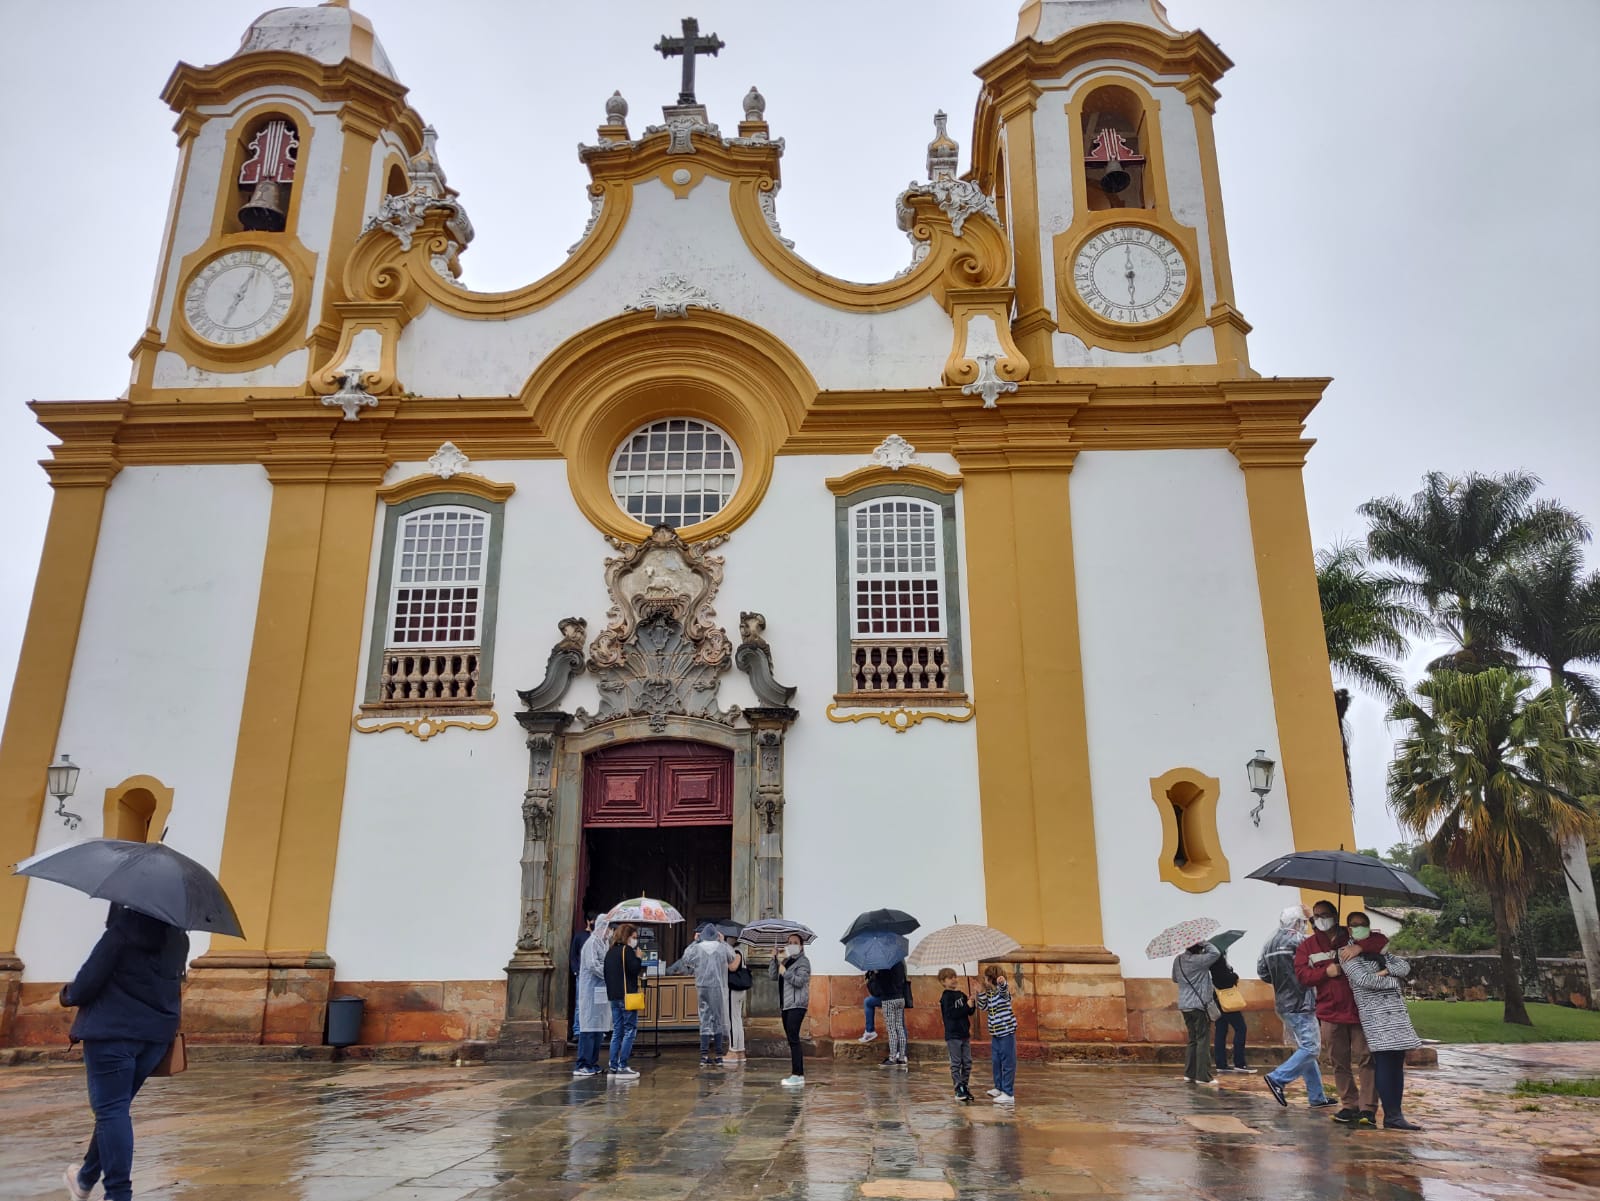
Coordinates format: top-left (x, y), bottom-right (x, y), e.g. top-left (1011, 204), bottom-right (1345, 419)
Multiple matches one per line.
top-left (1349, 926), bottom-right (1371, 941)
top-left (1313, 917), bottom-right (1335, 933)
top-left (785, 945), bottom-right (800, 959)
top-left (628, 938), bottom-right (639, 949)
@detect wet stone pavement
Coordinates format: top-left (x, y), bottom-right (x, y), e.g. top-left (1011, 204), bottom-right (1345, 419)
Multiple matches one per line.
top-left (2, 1045), bottom-right (1598, 1201)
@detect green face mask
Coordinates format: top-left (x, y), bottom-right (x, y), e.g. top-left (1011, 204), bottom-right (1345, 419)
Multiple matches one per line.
top-left (1349, 925), bottom-right (1371, 941)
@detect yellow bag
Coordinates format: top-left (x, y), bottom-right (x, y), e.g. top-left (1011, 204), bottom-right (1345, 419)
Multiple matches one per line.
top-left (624, 986), bottom-right (646, 1013)
top-left (1214, 985), bottom-right (1246, 1013)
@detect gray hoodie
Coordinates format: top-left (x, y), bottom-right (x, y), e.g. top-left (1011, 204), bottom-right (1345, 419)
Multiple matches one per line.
top-left (769, 948), bottom-right (811, 1012)
top-left (1172, 943), bottom-right (1221, 1012)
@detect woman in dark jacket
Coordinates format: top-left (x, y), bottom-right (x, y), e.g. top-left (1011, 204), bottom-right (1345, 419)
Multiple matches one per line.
top-left (60, 903), bottom-right (188, 1201)
top-left (602, 922), bottom-right (644, 1079)
top-left (870, 960), bottom-right (912, 1066)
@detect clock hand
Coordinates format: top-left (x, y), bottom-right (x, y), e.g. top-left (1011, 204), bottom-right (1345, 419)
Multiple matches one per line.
top-left (1124, 246), bottom-right (1138, 305)
top-left (221, 272), bottom-right (255, 324)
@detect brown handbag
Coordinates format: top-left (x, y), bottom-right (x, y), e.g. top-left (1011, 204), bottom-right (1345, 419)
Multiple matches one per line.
top-left (151, 1033), bottom-right (187, 1077)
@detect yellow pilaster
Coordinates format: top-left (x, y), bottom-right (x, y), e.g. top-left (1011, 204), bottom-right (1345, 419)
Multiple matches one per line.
top-left (958, 432), bottom-right (1106, 955)
top-left (996, 86), bottom-right (1055, 375)
top-left (1183, 78), bottom-right (1253, 377)
top-left (199, 419), bottom-right (387, 963)
top-left (0, 404), bottom-right (125, 965)
top-left (1230, 395), bottom-right (1357, 878)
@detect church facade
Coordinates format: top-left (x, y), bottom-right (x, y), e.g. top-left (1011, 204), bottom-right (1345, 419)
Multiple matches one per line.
top-left (0, 0), bottom-right (1356, 1053)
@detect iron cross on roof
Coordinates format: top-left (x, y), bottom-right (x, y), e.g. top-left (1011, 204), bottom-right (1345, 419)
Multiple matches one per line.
top-left (655, 17), bottom-right (725, 107)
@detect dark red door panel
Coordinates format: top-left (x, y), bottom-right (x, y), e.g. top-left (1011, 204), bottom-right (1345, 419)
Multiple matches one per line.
top-left (660, 759), bottom-right (733, 826)
top-left (583, 759), bottom-right (658, 826)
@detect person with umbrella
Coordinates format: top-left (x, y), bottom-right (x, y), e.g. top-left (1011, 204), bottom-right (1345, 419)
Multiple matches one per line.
top-left (1293, 899), bottom-right (1388, 1125)
top-left (57, 902), bottom-right (188, 1201)
top-left (770, 930), bottom-right (812, 1087)
top-left (1172, 937), bottom-right (1223, 1086)
top-left (1257, 905), bottom-right (1336, 1110)
top-left (666, 924), bottom-right (740, 1066)
top-left (1337, 924), bottom-right (1424, 1131)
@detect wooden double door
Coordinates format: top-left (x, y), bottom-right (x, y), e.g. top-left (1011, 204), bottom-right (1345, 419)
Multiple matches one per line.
top-left (579, 741), bottom-right (734, 1027)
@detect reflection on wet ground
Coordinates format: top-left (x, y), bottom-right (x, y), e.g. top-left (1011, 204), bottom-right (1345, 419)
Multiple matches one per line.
top-left (1, 1043), bottom-right (1596, 1199)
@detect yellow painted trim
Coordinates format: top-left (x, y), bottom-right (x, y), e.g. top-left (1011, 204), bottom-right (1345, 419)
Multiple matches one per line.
top-left (944, 288), bottom-right (1031, 391)
top-left (824, 701), bottom-right (975, 732)
top-left (102, 776), bottom-right (175, 845)
top-left (824, 463), bottom-right (962, 496)
top-left (1231, 403), bottom-right (1357, 911)
top-left (0, 415), bottom-right (121, 956)
top-left (376, 472), bottom-right (515, 505)
top-left (995, 86), bottom-right (1051, 371)
top-left (1184, 89), bottom-right (1252, 375)
top-left (342, 181), bottom-right (630, 323)
top-left (351, 710), bottom-right (498, 741)
top-left (1149, 767), bottom-right (1230, 894)
top-left (959, 459), bottom-right (1105, 950)
top-left (520, 309), bottom-right (817, 543)
top-left (202, 435), bottom-right (388, 960)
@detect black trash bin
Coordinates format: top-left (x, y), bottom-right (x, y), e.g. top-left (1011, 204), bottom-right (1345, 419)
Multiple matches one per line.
top-left (326, 996), bottom-right (364, 1047)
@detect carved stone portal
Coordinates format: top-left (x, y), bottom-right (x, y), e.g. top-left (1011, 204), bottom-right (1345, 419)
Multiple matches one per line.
top-left (502, 527), bottom-right (798, 1051)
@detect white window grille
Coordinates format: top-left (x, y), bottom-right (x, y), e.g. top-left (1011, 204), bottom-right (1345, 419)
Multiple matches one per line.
top-left (849, 497), bottom-right (944, 638)
top-left (387, 506), bottom-right (487, 647)
top-left (608, 418), bottom-right (742, 529)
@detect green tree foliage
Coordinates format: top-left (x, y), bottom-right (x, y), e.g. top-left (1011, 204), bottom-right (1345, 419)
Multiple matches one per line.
top-left (1387, 669), bottom-right (1594, 1024)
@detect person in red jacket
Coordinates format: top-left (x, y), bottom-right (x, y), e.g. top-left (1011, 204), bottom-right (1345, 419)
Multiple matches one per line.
top-left (1293, 899), bottom-right (1389, 1125)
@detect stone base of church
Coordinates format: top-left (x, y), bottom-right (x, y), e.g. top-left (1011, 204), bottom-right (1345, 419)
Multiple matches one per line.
top-left (0, 966), bottom-right (1291, 1054)
top-left (0, 958), bottom-right (21, 1045)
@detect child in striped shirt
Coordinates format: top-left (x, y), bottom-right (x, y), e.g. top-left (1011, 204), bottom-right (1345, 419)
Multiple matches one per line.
top-left (976, 965), bottom-right (1017, 1104)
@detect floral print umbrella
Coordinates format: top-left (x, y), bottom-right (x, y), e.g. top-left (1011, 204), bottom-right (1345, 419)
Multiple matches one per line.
top-left (1144, 916), bottom-right (1221, 960)
top-left (606, 896), bottom-right (684, 924)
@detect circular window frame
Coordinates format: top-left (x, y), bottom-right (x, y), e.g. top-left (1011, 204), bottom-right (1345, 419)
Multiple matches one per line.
top-left (607, 417), bottom-right (744, 531)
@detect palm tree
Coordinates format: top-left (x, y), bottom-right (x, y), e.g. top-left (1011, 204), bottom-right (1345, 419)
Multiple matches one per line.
top-left (1495, 538), bottom-right (1600, 997)
top-left (1316, 540), bottom-right (1426, 793)
top-left (1388, 669), bottom-right (1596, 1024)
top-left (1360, 471), bottom-right (1586, 671)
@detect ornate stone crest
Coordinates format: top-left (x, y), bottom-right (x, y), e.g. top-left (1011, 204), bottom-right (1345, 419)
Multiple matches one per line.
top-left (577, 527), bottom-right (737, 730)
top-left (427, 441), bottom-right (470, 478)
top-left (624, 273), bottom-right (722, 319)
top-left (870, 434), bottom-right (917, 470)
top-left (322, 368), bottom-right (377, 422)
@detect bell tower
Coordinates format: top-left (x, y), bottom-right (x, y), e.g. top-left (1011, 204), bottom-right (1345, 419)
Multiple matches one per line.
top-left (131, 0), bottom-right (425, 401)
top-left (973, 0), bottom-right (1250, 377)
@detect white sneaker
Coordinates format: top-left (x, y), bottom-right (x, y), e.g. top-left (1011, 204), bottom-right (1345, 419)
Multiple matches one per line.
top-left (858, 1031), bottom-right (879, 1043)
top-left (993, 1093), bottom-right (1015, 1105)
top-left (780, 1074), bottom-right (805, 1087)
top-left (571, 1068), bottom-right (587, 1077)
top-left (62, 1165), bottom-right (91, 1201)
top-left (611, 1067), bottom-right (640, 1080)
top-left (987, 1088), bottom-right (1002, 1097)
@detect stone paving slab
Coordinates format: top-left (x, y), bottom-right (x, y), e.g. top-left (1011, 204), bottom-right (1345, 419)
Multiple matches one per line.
top-left (1, 1043), bottom-right (1596, 1200)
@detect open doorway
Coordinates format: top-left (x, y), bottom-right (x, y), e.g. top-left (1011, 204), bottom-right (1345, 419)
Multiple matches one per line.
top-left (581, 825), bottom-right (732, 970)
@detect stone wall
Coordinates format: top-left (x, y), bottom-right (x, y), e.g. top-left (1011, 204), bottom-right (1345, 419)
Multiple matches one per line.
top-left (1401, 955), bottom-right (1591, 1010)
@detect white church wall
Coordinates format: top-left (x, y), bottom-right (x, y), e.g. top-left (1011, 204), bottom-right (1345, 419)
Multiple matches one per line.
top-left (16, 465), bottom-right (271, 980)
top-left (325, 452), bottom-right (986, 981)
top-left (394, 176), bottom-right (953, 398)
top-left (1068, 449), bottom-right (1298, 977)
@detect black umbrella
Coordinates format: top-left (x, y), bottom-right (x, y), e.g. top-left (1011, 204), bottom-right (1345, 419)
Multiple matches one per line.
top-left (14, 839), bottom-right (245, 936)
top-left (711, 918), bottom-right (744, 940)
top-left (840, 908), bottom-right (920, 943)
top-left (1247, 850), bottom-right (1440, 907)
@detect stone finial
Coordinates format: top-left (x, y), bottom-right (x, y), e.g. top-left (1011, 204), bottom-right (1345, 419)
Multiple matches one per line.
top-left (743, 86), bottom-right (766, 122)
top-left (605, 90), bottom-right (629, 125)
top-left (926, 110), bottom-right (959, 182)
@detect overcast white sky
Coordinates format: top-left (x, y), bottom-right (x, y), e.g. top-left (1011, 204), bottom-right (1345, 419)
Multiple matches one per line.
top-left (1, 1), bottom-right (1596, 854)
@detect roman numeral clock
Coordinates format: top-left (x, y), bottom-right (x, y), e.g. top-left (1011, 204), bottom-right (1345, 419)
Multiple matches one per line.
top-left (183, 249), bottom-right (296, 347)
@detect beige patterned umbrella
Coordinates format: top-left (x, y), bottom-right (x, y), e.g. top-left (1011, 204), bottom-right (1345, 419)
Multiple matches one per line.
top-left (907, 923), bottom-right (1021, 969)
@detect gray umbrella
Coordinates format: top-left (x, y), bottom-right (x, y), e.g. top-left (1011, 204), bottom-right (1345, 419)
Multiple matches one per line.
top-left (1247, 850), bottom-right (1440, 906)
top-left (14, 839), bottom-right (244, 937)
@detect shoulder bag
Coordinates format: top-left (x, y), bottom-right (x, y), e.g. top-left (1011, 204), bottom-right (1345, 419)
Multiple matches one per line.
top-left (151, 1033), bottom-right (187, 1077)
top-left (1214, 984), bottom-right (1247, 1013)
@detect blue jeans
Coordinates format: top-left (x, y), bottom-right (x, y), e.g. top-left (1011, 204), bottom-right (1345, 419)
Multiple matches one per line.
top-left (1213, 1010), bottom-right (1246, 1069)
top-left (864, 993), bottom-right (882, 1033)
top-left (1267, 1010), bottom-right (1328, 1102)
top-left (78, 1038), bottom-right (169, 1201)
top-left (990, 1032), bottom-right (1017, 1096)
top-left (607, 1001), bottom-right (639, 1070)
top-left (575, 1028), bottom-right (604, 1071)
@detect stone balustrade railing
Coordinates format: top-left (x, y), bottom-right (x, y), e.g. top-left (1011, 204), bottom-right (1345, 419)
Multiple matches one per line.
top-left (378, 648), bottom-right (482, 703)
top-left (849, 640), bottom-right (950, 693)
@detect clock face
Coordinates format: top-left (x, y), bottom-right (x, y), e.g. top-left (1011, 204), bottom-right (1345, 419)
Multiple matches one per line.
top-left (183, 250), bottom-right (295, 346)
top-left (1071, 227), bottom-right (1188, 325)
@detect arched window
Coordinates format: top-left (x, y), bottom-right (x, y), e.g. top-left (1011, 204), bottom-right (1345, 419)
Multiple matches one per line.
top-left (232, 114), bottom-right (299, 233)
top-left (1149, 768), bottom-right (1230, 893)
top-left (1080, 84), bottom-right (1151, 211)
top-left (362, 491), bottom-right (508, 711)
top-left (608, 418), bottom-right (742, 530)
top-left (388, 506), bottom-right (488, 648)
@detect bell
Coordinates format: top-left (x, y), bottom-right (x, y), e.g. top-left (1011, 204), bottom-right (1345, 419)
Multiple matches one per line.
top-left (1098, 166), bottom-right (1132, 195)
top-left (238, 179), bottom-right (288, 232)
